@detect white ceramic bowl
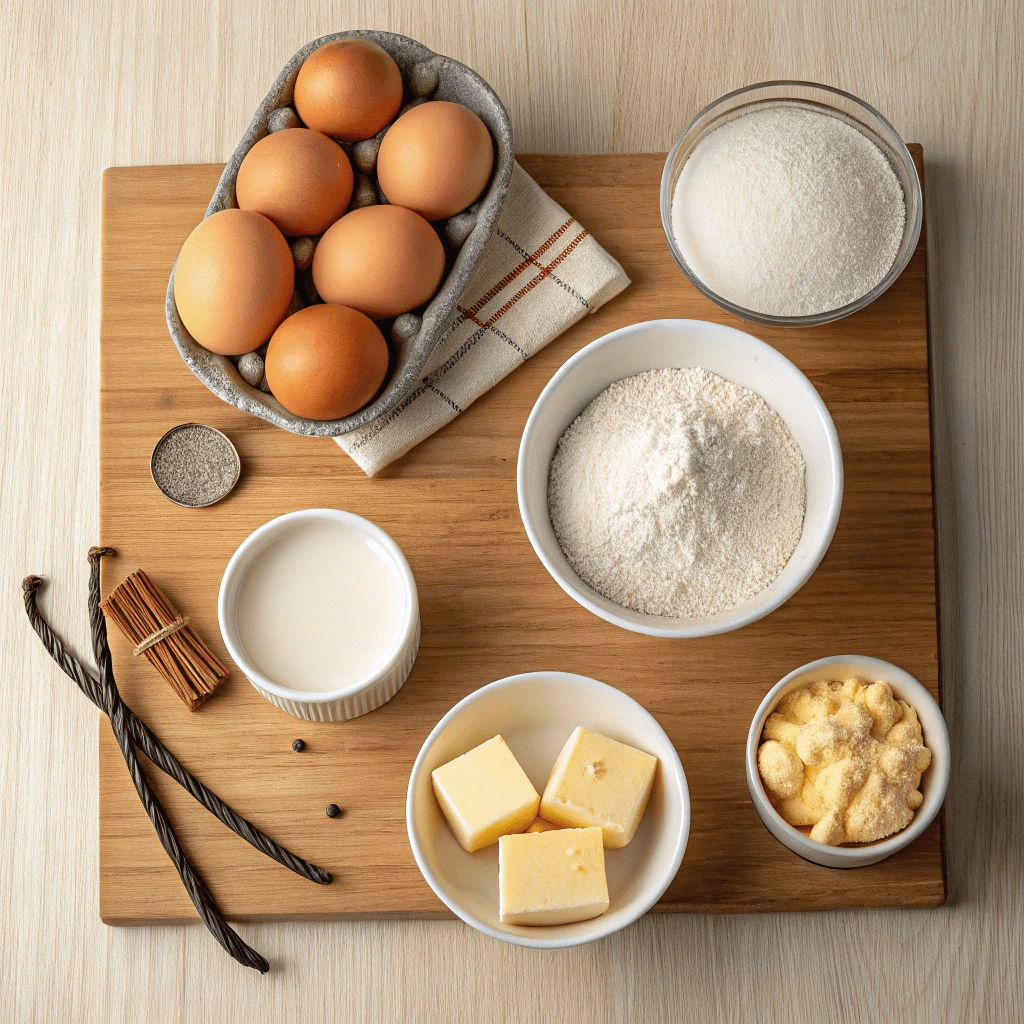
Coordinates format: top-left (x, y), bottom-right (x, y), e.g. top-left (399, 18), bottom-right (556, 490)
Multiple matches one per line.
top-left (745, 655), bottom-right (949, 868)
top-left (406, 671), bottom-right (689, 948)
top-left (218, 509), bottom-right (420, 722)
top-left (517, 319), bottom-right (843, 637)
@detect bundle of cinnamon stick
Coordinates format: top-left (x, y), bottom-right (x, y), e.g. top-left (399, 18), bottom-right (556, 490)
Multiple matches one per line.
top-left (101, 569), bottom-right (227, 710)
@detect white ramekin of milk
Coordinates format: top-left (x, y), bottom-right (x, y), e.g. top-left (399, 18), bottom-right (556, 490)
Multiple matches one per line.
top-left (218, 509), bottom-right (420, 722)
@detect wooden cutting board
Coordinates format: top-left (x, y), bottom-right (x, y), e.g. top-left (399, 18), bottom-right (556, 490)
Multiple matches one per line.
top-left (98, 149), bottom-right (944, 924)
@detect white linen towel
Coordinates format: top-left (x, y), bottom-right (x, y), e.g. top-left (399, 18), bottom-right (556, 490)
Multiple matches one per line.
top-left (334, 162), bottom-right (630, 475)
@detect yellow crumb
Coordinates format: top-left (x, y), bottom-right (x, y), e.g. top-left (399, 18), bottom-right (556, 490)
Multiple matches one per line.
top-left (757, 740), bottom-right (803, 799)
top-left (758, 678), bottom-right (932, 846)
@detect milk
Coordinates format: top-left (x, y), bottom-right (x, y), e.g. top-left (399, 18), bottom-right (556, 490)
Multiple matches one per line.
top-left (235, 518), bottom-right (405, 693)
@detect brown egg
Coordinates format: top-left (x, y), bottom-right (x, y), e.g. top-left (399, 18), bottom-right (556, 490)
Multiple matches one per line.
top-left (376, 101), bottom-right (493, 220)
top-left (173, 209), bottom-right (293, 355)
top-left (236, 128), bottom-right (353, 236)
top-left (312, 205), bottom-right (445, 319)
top-left (294, 39), bottom-right (403, 142)
top-left (265, 304), bottom-right (389, 419)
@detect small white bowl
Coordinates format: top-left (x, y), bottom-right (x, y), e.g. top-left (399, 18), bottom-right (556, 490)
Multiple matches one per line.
top-left (517, 319), bottom-right (843, 637)
top-left (406, 671), bottom-right (689, 948)
top-left (745, 655), bottom-right (949, 868)
top-left (219, 509), bottom-right (420, 722)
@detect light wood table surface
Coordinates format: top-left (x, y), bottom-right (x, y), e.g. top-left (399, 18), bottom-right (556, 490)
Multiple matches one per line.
top-left (2, 2), bottom-right (1021, 1021)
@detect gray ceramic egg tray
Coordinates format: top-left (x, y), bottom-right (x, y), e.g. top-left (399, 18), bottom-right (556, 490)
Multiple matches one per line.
top-left (165, 30), bottom-right (515, 437)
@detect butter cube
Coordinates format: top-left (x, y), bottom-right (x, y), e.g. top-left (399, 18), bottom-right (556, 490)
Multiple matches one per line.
top-left (431, 735), bottom-right (540, 852)
top-left (499, 827), bottom-right (609, 926)
top-left (540, 727), bottom-right (658, 848)
top-left (526, 817), bottom-right (560, 833)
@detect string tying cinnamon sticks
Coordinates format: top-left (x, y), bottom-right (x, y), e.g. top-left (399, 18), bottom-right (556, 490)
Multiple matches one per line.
top-left (22, 548), bottom-right (333, 973)
top-left (102, 569), bottom-right (226, 710)
top-left (133, 614), bottom-right (188, 655)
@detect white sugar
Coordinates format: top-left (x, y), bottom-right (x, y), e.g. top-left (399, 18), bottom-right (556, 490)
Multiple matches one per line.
top-left (671, 106), bottom-right (906, 317)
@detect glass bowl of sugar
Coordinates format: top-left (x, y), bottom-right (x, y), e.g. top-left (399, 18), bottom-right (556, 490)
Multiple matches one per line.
top-left (660, 81), bottom-right (923, 327)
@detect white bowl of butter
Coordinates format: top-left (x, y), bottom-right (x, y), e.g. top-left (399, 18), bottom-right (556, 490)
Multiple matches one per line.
top-left (406, 671), bottom-right (689, 948)
top-left (219, 508), bottom-right (420, 722)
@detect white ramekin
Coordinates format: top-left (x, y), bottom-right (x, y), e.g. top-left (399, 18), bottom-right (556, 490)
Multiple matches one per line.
top-left (218, 508), bottom-right (420, 722)
top-left (745, 655), bottom-right (949, 868)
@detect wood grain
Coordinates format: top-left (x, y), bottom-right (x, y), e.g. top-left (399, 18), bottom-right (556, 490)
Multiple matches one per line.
top-left (3, 3), bottom-right (1021, 1022)
top-left (97, 150), bottom-right (943, 924)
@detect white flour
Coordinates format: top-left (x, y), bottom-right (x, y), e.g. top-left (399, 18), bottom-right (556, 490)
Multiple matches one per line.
top-left (671, 106), bottom-right (906, 317)
top-left (548, 368), bottom-right (806, 618)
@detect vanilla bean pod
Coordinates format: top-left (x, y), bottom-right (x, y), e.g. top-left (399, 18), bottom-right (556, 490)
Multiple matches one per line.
top-left (88, 549), bottom-right (268, 971)
top-left (22, 569), bottom-right (331, 887)
top-left (22, 549), bottom-right (331, 973)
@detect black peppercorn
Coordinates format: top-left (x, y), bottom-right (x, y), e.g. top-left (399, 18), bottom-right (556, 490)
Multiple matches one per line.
top-left (325, 803), bottom-right (341, 818)
top-left (292, 739), bottom-right (305, 752)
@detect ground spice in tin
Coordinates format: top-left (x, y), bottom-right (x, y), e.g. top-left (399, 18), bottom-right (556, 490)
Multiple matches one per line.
top-left (151, 423), bottom-right (240, 508)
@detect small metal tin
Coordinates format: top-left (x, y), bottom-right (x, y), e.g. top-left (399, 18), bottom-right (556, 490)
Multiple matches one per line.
top-left (150, 423), bottom-right (241, 509)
